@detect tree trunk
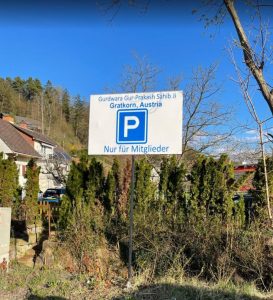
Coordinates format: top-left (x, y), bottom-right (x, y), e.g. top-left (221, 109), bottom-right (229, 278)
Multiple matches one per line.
top-left (224, 0), bottom-right (273, 115)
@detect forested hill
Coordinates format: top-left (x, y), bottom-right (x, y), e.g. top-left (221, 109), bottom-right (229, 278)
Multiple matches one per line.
top-left (0, 76), bottom-right (89, 153)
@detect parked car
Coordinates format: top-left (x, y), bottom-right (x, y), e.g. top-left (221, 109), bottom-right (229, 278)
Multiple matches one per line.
top-left (42, 188), bottom-right (66, 202)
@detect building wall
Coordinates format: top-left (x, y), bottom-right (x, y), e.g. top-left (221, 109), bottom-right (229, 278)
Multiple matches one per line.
top-left (0, 144), bottom-right (63, 192)
top-left (34, 141), bottom-right (54, 158)
top-left (38, 172), bottom-right (62, 192)
top-left (0, 138), bottom-right (31, 188)
top-left (234, 165), bottom-right (256, 193)
top-left (0, 138), bottom-right (12, 155)
top-left (15, 157), bottom-right (62, 191)
top-left (15, 157), bottom-right (61, 191)
top-left (15, 156), bottom-right (30, 188)
top-left (0, 133), bottom-right (67, 192)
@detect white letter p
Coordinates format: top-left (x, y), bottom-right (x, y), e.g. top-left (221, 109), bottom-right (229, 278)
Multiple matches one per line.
top-left (124, 116), bottom-right (139, 137)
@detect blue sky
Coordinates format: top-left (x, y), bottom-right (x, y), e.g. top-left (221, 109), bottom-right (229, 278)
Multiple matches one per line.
top-left (0, 0), bottom-right (272, 135)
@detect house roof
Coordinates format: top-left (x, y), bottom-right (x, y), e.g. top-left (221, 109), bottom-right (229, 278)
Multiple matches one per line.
top-left (12, 124), bottom-right (56, 146)
top-left (234, 165), bottom-right (256, 173)
top-left (0, 119), bottom-right (41, 158)
top-left (54, 146), bottom-right (71, 162)
top-left (15, 116), bottom-right (41, 128)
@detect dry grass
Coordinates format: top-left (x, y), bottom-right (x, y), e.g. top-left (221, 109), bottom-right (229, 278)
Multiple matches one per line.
top-left (113, 274), bottom-right (273, 300)
top-left (1, 263), bottom-right (273, 300)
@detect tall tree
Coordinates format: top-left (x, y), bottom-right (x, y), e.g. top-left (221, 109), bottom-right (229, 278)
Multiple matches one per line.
top-left (158, 156), bottom-right (187, 227)
top-left (71, 95), bottom-right (84, 138)
top-left (252, 157), bottom-right (273, 224)
top-left (0, 78), bottom-right (18, 113)
top-left (62, 89), bottom-right (70, 122)
top-left (24, 77), bottom-right (42, 100)
top-left (24, 159), bottom-right (40, 225)
top-left (119, 55), bottom-right (234, 156)
top-left (104, 158), bottom-right (121, 217)
top-left (134, 158), bottom-right (156, 222)
top-left (44, 80), bottom-right (59, 135)
top-left (175, 64), bottom-right (234, 156)
top-left (86, 158), bottom-right (105, 204)
top-left (0, 154), bottom-right (19, 207)
top-left (223, 0), bottom-right (273, 115)
top-left (189, 154), bottom-right (235, 222)
top-left (58, 158), bottom-right (87, 230)
top-left (119, 54), bottom-right (159, 93)
top-left (12, 76), bottom-right (25, 95)
top-left (229, 45), bottom-right (273, 226)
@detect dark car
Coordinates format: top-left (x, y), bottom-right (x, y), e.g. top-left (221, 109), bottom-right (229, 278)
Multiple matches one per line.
top-left (42, 188), bottom-right (66, 202)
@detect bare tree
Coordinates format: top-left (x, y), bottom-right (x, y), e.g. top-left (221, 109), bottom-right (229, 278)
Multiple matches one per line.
top-left (43, 151), bottom-right (70, 185)
top-left (102, 0), bottom-right (273, 116)
top-left (116, 56), bottom-right (235, 158)
top-left (224, 0), bottom-right (273, 115)
top-left (169, 64), bottom-right (235, 157)
top-left (97, 0), bottom-right (151, 22)
top-left (229, 46), bottom-right (273, 226)
top-left (119, 54), bottom-right (160, 93)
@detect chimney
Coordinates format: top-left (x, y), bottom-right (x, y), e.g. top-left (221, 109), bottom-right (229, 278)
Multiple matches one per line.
top-left (0, 113), bottom-right (14, 123)
top-left (19, 121), bottom-right (28, 129)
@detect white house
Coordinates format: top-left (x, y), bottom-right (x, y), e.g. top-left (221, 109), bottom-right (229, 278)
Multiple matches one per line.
top-left (0, 115), bottom-right (70, 192)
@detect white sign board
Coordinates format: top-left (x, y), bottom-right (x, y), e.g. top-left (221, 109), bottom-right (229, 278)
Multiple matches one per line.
top-left (88, 91), bottom-right (183, 155)
top-left (0, 207), bottom-right (11, 267)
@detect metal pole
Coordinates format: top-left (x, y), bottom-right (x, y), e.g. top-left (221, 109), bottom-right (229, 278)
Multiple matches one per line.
top-left (128, 155), bottom-right (135, 287)
top-left (48, 203), bottom-right (51, 238)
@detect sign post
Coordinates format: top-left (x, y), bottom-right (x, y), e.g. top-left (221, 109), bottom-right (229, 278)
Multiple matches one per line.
top-left (88, 91), bottom-right (183, 286)
top-left (128, 155), bottom-right (135, 286)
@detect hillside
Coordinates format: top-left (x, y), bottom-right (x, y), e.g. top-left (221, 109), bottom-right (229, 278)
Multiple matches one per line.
top-left (0, 76), bottom-right (89, 153)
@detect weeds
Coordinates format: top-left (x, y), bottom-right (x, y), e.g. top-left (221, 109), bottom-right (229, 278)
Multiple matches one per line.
top-left (1, 262), bottom-right (272, 299)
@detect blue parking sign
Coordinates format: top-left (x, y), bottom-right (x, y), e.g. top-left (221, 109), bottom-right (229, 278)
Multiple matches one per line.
top-left (116, 109), bottom-right (148, 144)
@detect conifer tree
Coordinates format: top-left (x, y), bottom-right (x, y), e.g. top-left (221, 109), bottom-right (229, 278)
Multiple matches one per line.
top-left (24, 159), bottom-right (40, 225)
top-left (189, 154), bottom-right (235, 223)
top-left (134, 158), bottom-right (156, 222)
top-left (188, 155), bottom-right (203, 219)
top-left (12, 76), bottom-right (25, 95)
top-left (104, 158), bottom-right (121, 218)
top-left (59, 153), bottom-right (89, 229)
top-left (43, 80), bottom-right (59, 135)
top-left (252, 157), bottom-right (273, 222)
top-left (234, 195), bottom-right (246, 227)
top-left (158, 156), bottom-right (187, 227)
top-left (104, 170), bottom-right (115, 214)
top-left (62, 89), bottom-right (70, 122)
top-left (25, 77), bottom-right (42, 100)
top-left (72, 95), bottom-right (84, 138)
top-left (215, 154), bottom-right (234, 222)
top-left (59, 156), bottom-right (105, 230)
top-left (0, 154), bottom-right (19, 207)
top-left (66, 160), bottom-right (87, 200)
top-left (0, 78), bottom-right (19, 113)
top-left (58, 194), bottom-right (73, 231)
top-left (86, 158), bottom-right (104, 204)
top-left (190, 156), bottom-right (210, 219)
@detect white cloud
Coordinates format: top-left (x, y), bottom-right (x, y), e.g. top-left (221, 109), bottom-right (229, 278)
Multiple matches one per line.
top-left (245, 129), bottom-right (257, 135)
